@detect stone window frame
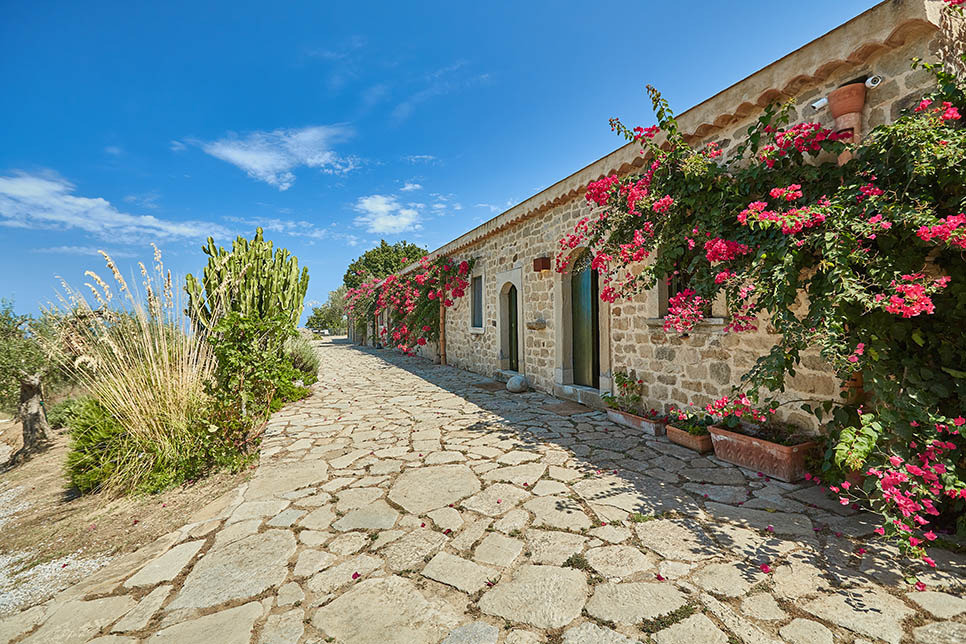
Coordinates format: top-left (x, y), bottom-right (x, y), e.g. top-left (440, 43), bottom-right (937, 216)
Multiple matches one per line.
top-left (469, 268), bottom-right (485, 335)
top-left (645, 268), bottom-right (727, 330)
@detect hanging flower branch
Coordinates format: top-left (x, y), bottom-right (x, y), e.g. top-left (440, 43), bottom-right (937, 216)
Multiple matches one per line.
top-left (558, 42), bottom-right (966, 578)
top-left (345, 256), bottom-right (476, 355)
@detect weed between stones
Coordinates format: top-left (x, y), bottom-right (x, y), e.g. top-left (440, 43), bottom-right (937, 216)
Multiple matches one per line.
top-left (640, 603), bottom-right (697, 634)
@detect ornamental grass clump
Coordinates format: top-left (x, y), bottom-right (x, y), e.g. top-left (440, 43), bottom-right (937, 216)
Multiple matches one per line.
top-left (557, 15), bottom-right (966, 582)
top-left (44, 247), bottom-right (220, 493)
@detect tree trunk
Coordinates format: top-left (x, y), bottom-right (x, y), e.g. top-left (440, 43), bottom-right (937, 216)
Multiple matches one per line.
top-left (17, 373), bottom-right (52, 457)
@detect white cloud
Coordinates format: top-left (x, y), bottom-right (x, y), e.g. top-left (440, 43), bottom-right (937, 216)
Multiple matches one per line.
top-left (223, 215), bottom-right (361, 246)
top-left (104, 145), bottom-right (123, 156)
top-left (353, 194), bottom-right (421, 234)
top-left (0, 171), bottom-right (227, 243)
top-left (400, 182), bottom-right (422, 192)
top-left (201, 125), bottom-right (356, 190)
top-left (391, 63), bottom-right (490, 123)
top-left (169, 139), bottom-right (187, 152)
top-left (32, 245), bottom-right (137, 258)
top-left (123, 191), bottom-right (161, 209)
top-left (404, 154), bottom-right (436, 164)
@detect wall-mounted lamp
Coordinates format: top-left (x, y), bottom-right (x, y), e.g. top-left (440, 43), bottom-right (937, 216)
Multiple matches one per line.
top-left (533, 256), bottom-right (551, 274)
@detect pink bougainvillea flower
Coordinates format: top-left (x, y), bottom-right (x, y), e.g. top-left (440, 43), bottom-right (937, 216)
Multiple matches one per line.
top-left (766, 525), bottom-right (774, 533)
top-left (652, 195), bottom-right (675, 213)
top-left (857, 547), bottom-right (867, 555)
top-left (759, 564), bottom-right (772, 574)
top-left (420, 522), bottom-right (426, 528)
top-left (351, 572), bottom-right (360, 580)
top-left (655, 573), bottom-right (666, 581)
top-left (444, 528), bottom-right (452, 535)
top-left (915, 581), bottom-right (927, 591)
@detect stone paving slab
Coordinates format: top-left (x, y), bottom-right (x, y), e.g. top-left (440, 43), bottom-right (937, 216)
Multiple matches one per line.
top-left (3, 337), bottom-right (965, 643)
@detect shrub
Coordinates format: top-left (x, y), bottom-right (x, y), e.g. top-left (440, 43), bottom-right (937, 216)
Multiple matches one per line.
top-left (207, 312), bottom-right (307, 447)
top-left (284, 335), bottom-right (320, 385)
top-left (64, 397), bottom-right (211, 493)
top-left (46, 397), bottom-right (86, 429)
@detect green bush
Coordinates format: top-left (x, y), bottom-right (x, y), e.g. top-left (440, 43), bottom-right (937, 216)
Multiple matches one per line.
top-left (284, 336), bottom-right (320, 385)
top-left (64, 398), bottom-right (212, 494)
top-left (46, 397), bottom-right (86, 429)
top-left (207, 312), bottom-right (308, 447)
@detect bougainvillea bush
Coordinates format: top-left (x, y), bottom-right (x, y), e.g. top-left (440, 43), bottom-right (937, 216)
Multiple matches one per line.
top-left (345, 255), bottom-right (475, 354)
top-left (559, 48), bottom-right (965, 578)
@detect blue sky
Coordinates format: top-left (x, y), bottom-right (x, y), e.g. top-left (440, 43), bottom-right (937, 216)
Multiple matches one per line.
top-left (1, 0), bottom-right (880, 316)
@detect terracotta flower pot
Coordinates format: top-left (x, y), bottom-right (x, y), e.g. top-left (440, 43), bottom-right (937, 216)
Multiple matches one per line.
top-left (666, 424), bottom-right (713, 453)
top-left (606, 409), bottom-right (666, 436)
top-left (828, 82), bottom-right (867, 119)
top-left (707, 425), bottom-right (816, 482)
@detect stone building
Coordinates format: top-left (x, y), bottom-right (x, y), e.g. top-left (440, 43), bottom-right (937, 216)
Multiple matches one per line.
top-left (354, 0), bottom-right (962, 430)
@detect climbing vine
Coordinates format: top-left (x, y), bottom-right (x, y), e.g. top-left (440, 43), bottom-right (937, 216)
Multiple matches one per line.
top-left (559, 37), bottom-right (966, 577)
top-left (345, 255), bottom-right (476, 355)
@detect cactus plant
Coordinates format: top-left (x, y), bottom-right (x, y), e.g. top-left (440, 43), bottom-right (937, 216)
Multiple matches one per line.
top-left (185, 228), bottom-right (309, 332)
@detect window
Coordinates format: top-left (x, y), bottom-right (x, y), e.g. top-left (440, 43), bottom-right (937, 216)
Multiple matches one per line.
top-left (471, 275), bottom-right (484, 329)
top-left (660, 270), bottom-right (710, 317)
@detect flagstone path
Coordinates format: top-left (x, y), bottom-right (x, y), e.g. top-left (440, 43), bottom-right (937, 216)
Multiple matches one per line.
top-left (2, 337), bottom-right (965, 643)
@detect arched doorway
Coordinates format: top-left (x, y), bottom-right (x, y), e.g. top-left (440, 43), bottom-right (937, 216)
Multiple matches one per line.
top-left (507, 284), bottom-right (519, 371)
top-left (498, 275), bottom-right (523, 373)
top-left (571, 263), bottom-right (599, 388)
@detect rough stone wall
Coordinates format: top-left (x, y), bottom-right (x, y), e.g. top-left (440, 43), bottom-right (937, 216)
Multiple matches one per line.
top-left (426, 27), bottom-right (941, 432)
top-left (442, 200), bottom-right (595, 394)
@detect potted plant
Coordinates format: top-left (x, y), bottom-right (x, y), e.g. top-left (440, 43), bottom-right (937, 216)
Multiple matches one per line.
top-left (665, 408), bottom-right (714, 453)
top-left (602, 371), bottom-right (666, 436)
top-left (705, 396), bottom-right (816, 482)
